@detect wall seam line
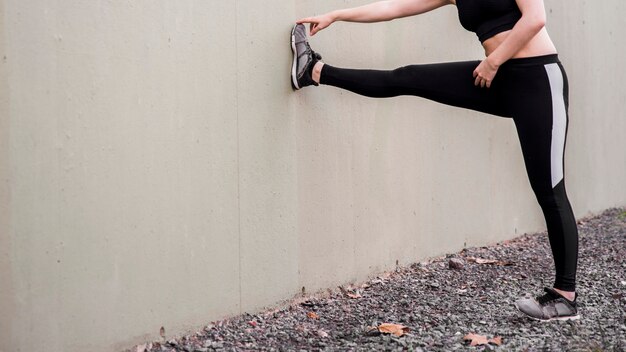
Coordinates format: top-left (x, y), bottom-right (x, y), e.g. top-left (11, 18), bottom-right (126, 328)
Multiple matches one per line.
top-left (235, 0), bottom-right (242, 315)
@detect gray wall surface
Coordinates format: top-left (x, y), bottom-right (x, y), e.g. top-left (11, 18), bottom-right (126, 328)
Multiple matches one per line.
top-left (1, 1), bottom-right (624, 351)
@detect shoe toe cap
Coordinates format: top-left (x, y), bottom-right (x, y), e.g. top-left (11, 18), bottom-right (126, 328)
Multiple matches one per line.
top-left (515, 298), bottom-right (544, 318)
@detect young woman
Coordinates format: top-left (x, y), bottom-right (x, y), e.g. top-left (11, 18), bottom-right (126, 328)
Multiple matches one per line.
top-left (291, 0), bottom-right (580, 321)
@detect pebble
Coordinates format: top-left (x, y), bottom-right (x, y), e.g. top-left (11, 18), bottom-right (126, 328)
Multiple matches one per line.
top-left (448, 258), bottom-right (465, 270)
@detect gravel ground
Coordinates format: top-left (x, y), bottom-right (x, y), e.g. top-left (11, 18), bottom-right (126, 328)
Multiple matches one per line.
top-left (133, 207), bottom-right (626, 352)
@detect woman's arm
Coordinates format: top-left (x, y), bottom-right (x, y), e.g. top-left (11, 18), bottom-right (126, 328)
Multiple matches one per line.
top-left (297, 0), bottom-right (452, 36)
top-left (333, 0), bottom-right (452, 23)
top-left (486, 0), bottom-right (547, 67)
top-left (473, 0), bottom-right (547, 87)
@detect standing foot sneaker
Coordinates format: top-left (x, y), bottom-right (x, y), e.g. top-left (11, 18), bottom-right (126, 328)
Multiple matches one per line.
top-left (291, 24), bottom-right (322, 90)
top-left (515, 287), bottom-right (580, 321)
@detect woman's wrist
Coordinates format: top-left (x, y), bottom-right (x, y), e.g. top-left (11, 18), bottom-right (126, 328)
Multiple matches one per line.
top-left (486, 54), bottom-right (502, 68)
top-left (329, 10), bottom-right (342, 22)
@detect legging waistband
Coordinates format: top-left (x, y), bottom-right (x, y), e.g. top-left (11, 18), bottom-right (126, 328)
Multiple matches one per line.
top-left (501, 53), bottom-right (560, 67)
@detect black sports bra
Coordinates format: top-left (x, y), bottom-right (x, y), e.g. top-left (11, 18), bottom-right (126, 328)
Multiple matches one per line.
top-left (456, 0), bottom-right (523, 43)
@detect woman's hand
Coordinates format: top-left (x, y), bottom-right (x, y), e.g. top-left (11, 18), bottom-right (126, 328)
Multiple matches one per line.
top-left (473, 57), bottom-right (500, 88)
top-left (296, 14), bottom-right (335, 36)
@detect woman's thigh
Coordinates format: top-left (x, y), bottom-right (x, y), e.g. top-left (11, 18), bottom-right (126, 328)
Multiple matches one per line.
top-left (507, 62), bottom-right (569, 195)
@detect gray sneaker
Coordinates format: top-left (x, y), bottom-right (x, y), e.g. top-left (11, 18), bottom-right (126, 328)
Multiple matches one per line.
top-left (515, 287), bottom-right (580, 321)
top-left (291, 24), bottom-right (322, 90)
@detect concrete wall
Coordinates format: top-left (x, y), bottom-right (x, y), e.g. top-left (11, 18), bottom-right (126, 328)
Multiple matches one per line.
top-left (1, 1), bottom-right (624, 351)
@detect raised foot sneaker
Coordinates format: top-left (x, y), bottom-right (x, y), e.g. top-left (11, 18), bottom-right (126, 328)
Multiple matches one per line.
top-left (291, 23), bottom-right (322, 90)
top-left (515, 287), bottom-right (580, 322)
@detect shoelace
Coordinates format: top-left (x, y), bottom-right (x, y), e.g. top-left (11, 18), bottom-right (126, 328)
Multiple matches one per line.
top-left (536, 287), bottom-right (573, 305)
top-left (536, 291), bottom-right (559, 305)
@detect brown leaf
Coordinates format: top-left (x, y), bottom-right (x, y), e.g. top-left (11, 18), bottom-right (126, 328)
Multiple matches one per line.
top-left (307, 311), bottom-right (319, 319)
top-left (378, 323), bottom-right (410, 337)
top-left (463, 333), bottom-right (489, 346)
top-left (159, 326), bottom-right (166, 338)
top-left (339, 285), bottom-right (362, 299)
top-left (463, 333), bottom-right (503, 346)
top-left (346, 292), bottom-right (362, 299)
top-left (467, 256), bottom-right (514, 266)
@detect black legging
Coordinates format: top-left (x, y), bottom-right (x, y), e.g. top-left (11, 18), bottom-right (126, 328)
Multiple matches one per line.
top-left (320, 54), bottom-right (578, 291)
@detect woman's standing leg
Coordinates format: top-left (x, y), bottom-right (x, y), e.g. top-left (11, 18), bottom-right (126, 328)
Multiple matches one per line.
top-left (505, 58), bottom-right (580, 320)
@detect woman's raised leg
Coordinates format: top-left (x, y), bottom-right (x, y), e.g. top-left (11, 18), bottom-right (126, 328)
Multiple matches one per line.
top-left (318, 61), bottom-right (511, 118)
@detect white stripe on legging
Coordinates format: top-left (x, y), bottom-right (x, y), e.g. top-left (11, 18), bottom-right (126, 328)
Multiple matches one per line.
top-left (544, 63), bottom-right (567, 188)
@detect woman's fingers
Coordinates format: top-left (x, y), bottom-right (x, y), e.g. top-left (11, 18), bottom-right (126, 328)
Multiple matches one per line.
top-left (311, 22), bottom-right (326, 35)
top-left (473, 59), bottom-right (498, 88)
top-left (296, 15), bottom-right (332, 36)
top-left (474, 75), bottom-right (491, 88)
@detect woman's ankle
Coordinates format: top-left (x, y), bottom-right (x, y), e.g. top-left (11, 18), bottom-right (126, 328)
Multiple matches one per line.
top-left (553, 287), bottom-right (576, 301)
top-left (312, 61), bottom-right (324, 84)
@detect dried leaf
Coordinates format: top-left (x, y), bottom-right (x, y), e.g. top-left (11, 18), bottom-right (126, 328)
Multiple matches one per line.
top-left (346, 292), bottom-right (362, 299)
top-left (339, 285), bottom-right (362, 299)
top-left (463, 333), bottom-right (489, 346)
top-left (378, 323), bottom-right (410, 337)
top-left (159, 326), bottom-right (166, 338)
top-left (248, 320), bottom-right (257, 327)
top-left (466, 256), bottom-right (514, 266)
top-left (463, 333), bottom-right (503, 346)
top-left (307, 311), bottom-right (319, 319)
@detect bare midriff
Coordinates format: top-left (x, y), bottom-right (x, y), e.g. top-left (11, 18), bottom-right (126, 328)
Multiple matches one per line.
top-left (448, 0), bottom-right (558, 59)
top-left (481, 27), bottom-right (558, 58)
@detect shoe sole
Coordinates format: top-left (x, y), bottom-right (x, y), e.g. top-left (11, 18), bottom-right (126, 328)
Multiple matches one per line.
top-left (515, 304), bottom-right (581, 322)
top-left (290, 25), bottom-right (300, 90)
